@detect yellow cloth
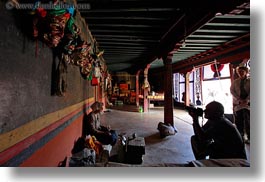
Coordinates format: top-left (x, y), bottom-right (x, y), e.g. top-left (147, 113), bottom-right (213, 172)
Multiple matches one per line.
top-left (86, 136), bottom-right (103, 155)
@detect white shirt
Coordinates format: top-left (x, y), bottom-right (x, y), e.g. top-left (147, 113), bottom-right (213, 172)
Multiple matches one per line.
top-left (230, 77), bottom-right (250, 112)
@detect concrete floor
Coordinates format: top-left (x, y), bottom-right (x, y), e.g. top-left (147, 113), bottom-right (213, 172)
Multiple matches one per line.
top-left (100, 105), bottom-right (250, 166)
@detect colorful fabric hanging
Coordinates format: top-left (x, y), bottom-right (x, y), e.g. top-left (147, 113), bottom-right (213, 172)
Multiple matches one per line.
top-left (32, 1), bottom-right (72, 47)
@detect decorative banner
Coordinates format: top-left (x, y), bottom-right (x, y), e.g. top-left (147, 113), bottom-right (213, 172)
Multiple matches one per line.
top-left (210, 63), bottom-right (224, 78)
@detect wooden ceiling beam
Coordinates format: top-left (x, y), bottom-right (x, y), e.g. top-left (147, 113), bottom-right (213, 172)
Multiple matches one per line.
top-left (172, 38), bottom-right (250, 72)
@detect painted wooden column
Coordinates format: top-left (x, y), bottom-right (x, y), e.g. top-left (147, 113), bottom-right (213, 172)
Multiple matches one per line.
top-left (135, 70), bottom-right (140, 107)
top-left (163, 53), bottom-right (174, 125)
top-left (143, 64), bottom-right (150, 112)
top-left (194, 68), bottom-right (202, 105)
top-left (184, 72), bottom-right (190, 106)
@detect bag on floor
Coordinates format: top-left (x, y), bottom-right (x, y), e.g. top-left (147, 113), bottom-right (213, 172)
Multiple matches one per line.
top-left (70, 137), bottom-right (96, 167)
top-left (157, 122), bottom-right (177, 138)
top-left (69, 148), bottom-right (96, 167)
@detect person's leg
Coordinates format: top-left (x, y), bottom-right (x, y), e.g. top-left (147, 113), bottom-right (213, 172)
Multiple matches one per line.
top-left (95, 130), bottom-right (118, 145)
top-left (109, 130), bottom-right (118, 146)
top-left (234, 110), bottom-right (245, 140)
top-left (190, 135), bottom-right (207, 160)
top-left (94, 133), bottom-right (108, 145)
top-left (243, 109), bottom-right (250, 141)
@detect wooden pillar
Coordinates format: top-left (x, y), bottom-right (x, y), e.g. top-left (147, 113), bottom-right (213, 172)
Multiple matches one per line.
top-left (143, 64), bottom-right (150, 112)
top-left (184, 72), bottom-right (190, 106)
top-left (94, 86), bottom-right (98, 102)
top-left (135, 70), bottom-right (140, 107)
top-left (163, 53), bottom-right (174, 125)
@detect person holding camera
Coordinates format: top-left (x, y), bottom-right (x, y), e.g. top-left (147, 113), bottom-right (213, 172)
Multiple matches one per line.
top-left (188, 101), bottom-right (247, 160)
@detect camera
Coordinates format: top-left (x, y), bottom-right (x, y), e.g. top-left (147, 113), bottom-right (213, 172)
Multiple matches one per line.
top-left (185, 106), bottom-right (204, 117)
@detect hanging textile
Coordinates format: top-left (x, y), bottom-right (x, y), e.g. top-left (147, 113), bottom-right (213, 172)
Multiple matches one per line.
top-left (210, 63), bottom-right (224, 78)
top-left (33, 3), bottom-right (71, 47)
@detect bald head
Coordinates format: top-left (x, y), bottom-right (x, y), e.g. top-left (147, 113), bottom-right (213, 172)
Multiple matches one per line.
top-left (204, 101), bottom-right (224, 119)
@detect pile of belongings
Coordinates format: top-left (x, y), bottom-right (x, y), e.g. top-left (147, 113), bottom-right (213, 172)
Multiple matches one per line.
top-left (157, 122), bottom-right (177, 138)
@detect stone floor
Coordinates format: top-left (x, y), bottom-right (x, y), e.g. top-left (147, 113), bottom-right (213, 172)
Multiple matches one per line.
top-left (100, 105), bottom-right (250, 166)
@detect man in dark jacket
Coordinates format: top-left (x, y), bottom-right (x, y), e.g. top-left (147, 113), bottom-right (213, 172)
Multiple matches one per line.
top-left (189, 101), bottom-right (247, 160)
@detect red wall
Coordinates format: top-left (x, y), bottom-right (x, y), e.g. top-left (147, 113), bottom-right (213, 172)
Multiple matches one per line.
top-left (20, 115), bottom-right (83, 167)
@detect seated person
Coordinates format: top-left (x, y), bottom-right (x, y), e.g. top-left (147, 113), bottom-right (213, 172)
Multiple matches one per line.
top-left (189, 101), bottom-right (247, 160)
top-left (83, 101), bottom-right (117, 146)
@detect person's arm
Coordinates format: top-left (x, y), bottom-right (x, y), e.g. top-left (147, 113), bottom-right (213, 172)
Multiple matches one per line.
top-left (189, 111), bottom-right (207, 142)
top-left (230, 80), bottom-right (240, 100)
top-left (193, 118), bottom-right (207, 142)
top-left (244, 78), bottom-right (250, 101)
top-left (100, 125), bottom-right (110, 132)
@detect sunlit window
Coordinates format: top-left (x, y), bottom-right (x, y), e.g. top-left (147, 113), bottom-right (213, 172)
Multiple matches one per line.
top-left (202, 63), bottom-right (232, 113)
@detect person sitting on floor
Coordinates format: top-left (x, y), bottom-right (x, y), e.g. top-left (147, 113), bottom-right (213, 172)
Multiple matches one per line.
top-left (189, 101), bottom-right (247, 160)
top-left (83, 101), bottom-right (117, 146)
